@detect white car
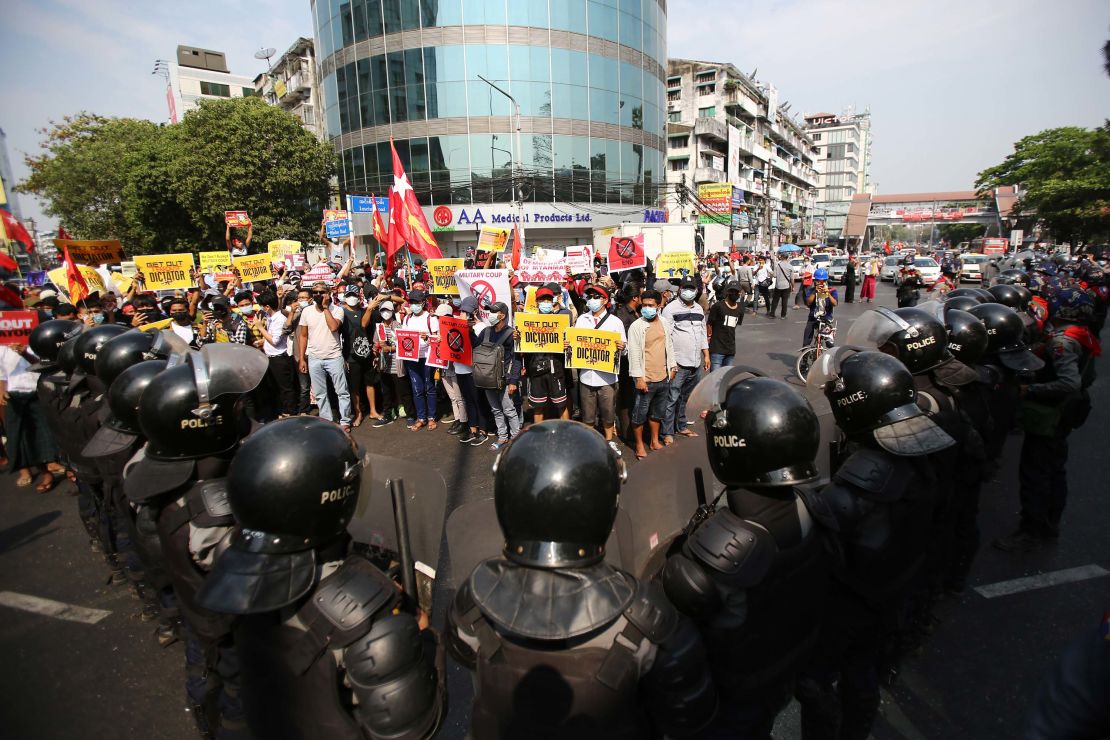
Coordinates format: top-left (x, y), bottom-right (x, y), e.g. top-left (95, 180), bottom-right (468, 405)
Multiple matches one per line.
top-left (811, 253), bottom-right (832, 269)
top-left (910, 257), bottom-right (941, 286)
top-left (960, 253), bottom-right (988, 282)
top-left (881, 256), bottom-right (900, 281)
top-left (789, 258), bottom-right (805, 281)
top-left (826, 256), bottom-right (849, 284)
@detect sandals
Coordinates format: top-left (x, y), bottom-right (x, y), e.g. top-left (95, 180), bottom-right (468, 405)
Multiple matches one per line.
top-left (427, 420), bottom-right (438, 431)
top-left (15, 474), bottom-right (33, 487)
top-left (678, 429), bottom-right (699, 438)
top-left (35, 473), bottom-right (58, 494)
top-left (409, 420), bottom-right (426, 431)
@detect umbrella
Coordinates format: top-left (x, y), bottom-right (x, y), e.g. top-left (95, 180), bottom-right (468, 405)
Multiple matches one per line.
top-left (778, 244), bottom-right (802, 253)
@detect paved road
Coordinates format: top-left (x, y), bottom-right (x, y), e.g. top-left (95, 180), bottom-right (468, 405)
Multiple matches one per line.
top-left (1, 278), bottom-right (1106, 739)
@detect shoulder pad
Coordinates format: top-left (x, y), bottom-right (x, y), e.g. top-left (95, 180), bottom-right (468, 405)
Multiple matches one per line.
top-left (314, 557), bottom-right (396, 633)
top-left (834, 448), bottom-right (911, 502)
top-left (622, 579), bottom-right (678, 644)
top-left (199, 480), bottom-right (231, 518)
top-left (686, 509), bottom-right (775, 586)
top-left (799, 483), bottom-right (841, 533)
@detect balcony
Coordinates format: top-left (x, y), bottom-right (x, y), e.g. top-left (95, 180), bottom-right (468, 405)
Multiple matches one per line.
top-left (694, 167), bottom-right (728, 184)
top-left (751, 143), bottom-right (772, 163)
top-left (694, 116), bottom-right (728, 142)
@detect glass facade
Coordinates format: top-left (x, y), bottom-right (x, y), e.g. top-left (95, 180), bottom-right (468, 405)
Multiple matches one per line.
top-left (312, 0), bottom-right (667, 206)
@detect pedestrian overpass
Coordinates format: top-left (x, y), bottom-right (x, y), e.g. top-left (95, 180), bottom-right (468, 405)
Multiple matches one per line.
top-left (844, 187), bottom-right (1016, 239)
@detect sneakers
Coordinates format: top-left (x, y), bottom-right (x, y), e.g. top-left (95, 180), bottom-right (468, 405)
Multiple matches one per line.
top-left (607, 440), bottom-right (623, 457)
top-left (372, 416), bottom-right (393, 428)
top-left (490, 438), bottom-right (511, 450)
top-left (992, 530), bottom-right (1046, 552)
top-left (470, 431), bottom-right (490, 446)
top-left (458, 430), bottom-right (475, 444)
top-left (447, 421), bottom-right (464, 435)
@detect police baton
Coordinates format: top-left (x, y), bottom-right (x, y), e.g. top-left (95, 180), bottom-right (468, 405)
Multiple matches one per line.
top-left (388, 478), bottom-right (418, 600)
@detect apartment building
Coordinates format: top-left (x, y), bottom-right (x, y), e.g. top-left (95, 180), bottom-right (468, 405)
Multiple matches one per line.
top-left (803, 109), bottom-right (872, 242)
top-left (254, 37), bottom-right (326, 140)
top-left (163, 46), bottom-right (257, 123)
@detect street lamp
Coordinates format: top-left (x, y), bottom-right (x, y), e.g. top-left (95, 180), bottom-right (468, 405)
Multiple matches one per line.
top-left (477, 75), bottom-right (525, 245)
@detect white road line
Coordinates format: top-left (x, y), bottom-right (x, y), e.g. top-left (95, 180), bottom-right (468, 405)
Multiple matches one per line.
top-left (0, 591), bottom-right (112, 624)
top-left (974, 565), bottom-right (1109, 599)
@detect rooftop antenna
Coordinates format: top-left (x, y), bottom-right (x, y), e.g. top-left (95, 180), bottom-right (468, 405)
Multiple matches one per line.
top-left (255, 47), bottom-right (277, 70)
top-left (152, 59), bottom-right (170, 82)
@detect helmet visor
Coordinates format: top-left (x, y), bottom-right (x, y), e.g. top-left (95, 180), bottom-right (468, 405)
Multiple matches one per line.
top-left (805, 345), bottom-right (862, 389)
top-left (843, 307), bottom-right (910, 350)
top-left (687, 365), bottom-right (765, 421)
top-left (150, 329), bottom-right (190, 366)
top-left (915, 300), bottom-right (945, 324)
top-left (189, 344), bottom-right (269, 414)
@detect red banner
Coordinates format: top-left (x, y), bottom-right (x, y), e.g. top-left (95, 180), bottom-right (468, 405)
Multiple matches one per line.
top-left (0, 310), bottom-right (39, 346)
top-left (607, 234), bottom-right (646, 273)
top-left (437, 316), bottom-right (472, 364)
top-left (395, 330), bottom-right (421, 361)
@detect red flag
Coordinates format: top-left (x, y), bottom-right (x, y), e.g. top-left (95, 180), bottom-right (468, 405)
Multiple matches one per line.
top-left (1, 211), bottom-right (34, 253)
top-left (386, 188), bottom-right (405, 263)
top-left (389, 139), bottom-right (442, 259)
top-left (510, 225), bottom-right (523, 271)
top-left (370, 194), bottom-right (388, 247)
top-left (57, 225), bottom-right (72, 240)
top-left (0, 252), bottom-right (18, 272)
top-left (63, 246), bottom-right (90, 303)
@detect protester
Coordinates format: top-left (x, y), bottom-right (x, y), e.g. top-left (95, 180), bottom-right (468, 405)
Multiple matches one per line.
top-left (626, 290), bottom-right (676, 459)
top-left (225, 222), bottom-right (251, 256)
top-left (253, 292), bottom-right (296, 418)
top-left (844, 255), bottom-right (857, 303)
top-left (755, 256), bottom-right (773, 313)
top-left (198, 296), bottom-right (248, 344)
top-left (770, 252), bottom-right (794, 318)
top-left (860, 256), bottom-right (879, 303)
top-left (660, 276), bottom-right (709, 444)
top-left (0, 344), bottom-right (63, 492)
top-left (296, 280), bottom-right (353, 430)
top-left (472, 302), bottom-right (520, 449)
top-left (706, 280), bottom-right (745, 370)
top-left (803, 268), bottom-right (839, 346)
top-left (572, 284), bottom-right (627, 448)
top-left (454, 296), bottom-right (488, 445)
top-left (399, 288), bottom-right (439, 430)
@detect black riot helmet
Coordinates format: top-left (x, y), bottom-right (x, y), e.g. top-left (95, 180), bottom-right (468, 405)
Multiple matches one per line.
top-left (689, 368), bottom-right (820, 488)
top-left (58, 335), bottom-right (82, 376)
top-left (996, 269), bottom-right (1030, 286)
top-left (95, 329), bottom-right (189, 387)
top-left (1012, 284), bottom-right (1033, 309)
top-left (844, 306), bottom-right (950, 375)
top-left (27, 320), bottom-right (82, 372)
top-left (968, 302), bottom-right (1044, 372)
top-left (197, 417), bottom-right (364, 614)
top-left (83, 360), bottom-right (167, 459)
top-left (136, 344), bottom-right (267, 461)
top-left (809, 349), bottom-right (955, 456)
top-left (944, 295), bottom-right (981, 314)
top-left (493, 420), bottom-right (626, 569)
top-left (73, 323), bottom-right (129, 376)
top-left (944, 309), bottom-right (989, 365)
top-left (945, 288), bottom-right (987, 303)
top-left (987, 283), bottom-right (1028, 311)
top-left (969, 287), bottom-right (996, 303)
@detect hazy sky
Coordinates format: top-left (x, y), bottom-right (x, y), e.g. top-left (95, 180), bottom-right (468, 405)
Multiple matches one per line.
top-left (2, 0), bottom-right (1107, 229)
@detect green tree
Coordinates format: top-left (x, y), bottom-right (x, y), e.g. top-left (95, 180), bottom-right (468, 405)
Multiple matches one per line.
top-left (975, 126), bottom-right (1110, 245)
top-left (936, 222), bottom-right (986, 246)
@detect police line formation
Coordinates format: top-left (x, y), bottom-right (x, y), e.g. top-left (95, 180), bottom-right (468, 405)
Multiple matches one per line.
top-left (16, 250), bottom-right (1107, 739)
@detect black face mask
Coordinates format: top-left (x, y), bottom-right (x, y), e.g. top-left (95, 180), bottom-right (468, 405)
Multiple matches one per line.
top-left (312, 294), bottom-right (324, 304)
top-left (172, 311), bottom-right (190, 323)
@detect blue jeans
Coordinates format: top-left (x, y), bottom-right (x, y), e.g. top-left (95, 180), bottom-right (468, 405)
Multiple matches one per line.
top-left (710, 353), bottom-right (735, 371)
top-left (405, 359), bottom-right (437, 421)
top-left (484, 387), bottom-right (521, 441)
top-left (307, 356), bottom-right (352, 425)
top-left (663, 365), bottom-right (701, 437)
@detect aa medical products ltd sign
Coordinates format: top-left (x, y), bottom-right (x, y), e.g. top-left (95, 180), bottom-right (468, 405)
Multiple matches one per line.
top-left (424, 203), bottom-right (642, 232)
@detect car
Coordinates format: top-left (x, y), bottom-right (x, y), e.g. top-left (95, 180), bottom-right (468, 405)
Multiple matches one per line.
top-left (881, 256), bottom-right (900, 281)
top-left (811, 253), bottom-right (832, 268)
top-left (826, 256), bottom-right (850, 284)
top-left (789, 257), bottom-right (805, 281)
top-left (959, 253), bottom-right (988, 282)
top-left (910, 257), bottom-right (941, 286)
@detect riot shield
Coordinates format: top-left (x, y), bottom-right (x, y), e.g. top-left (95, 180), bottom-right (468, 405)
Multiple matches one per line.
top-left (349, 452), bottom-right (449, 610)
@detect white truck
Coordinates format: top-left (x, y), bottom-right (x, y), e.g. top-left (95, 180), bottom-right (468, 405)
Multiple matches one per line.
top-left (591, 222), bottom-right (731, 263)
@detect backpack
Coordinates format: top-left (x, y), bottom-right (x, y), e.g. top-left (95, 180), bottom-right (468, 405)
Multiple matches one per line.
top-left (472, 342), bottom-right (506, 390)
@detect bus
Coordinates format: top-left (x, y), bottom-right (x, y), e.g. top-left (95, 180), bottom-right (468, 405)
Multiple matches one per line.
top-left (971, 237), bottom-right (1009, 256)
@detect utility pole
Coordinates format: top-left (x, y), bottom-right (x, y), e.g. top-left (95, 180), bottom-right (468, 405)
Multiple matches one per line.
top-left (478, 75), bottom-right (525, 246)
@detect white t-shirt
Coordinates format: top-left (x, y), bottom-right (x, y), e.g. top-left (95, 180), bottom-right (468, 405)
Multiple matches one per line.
top-left (170, 322), bottom-right (197, 345)
top-left (573, 310), bottom-right (626, 387)
top-left (300, 303), bottom-right (344, 360)
top-left (0, 346), bottom-right (38, 394)
top-left (400, 311), bottom-right (439, 360)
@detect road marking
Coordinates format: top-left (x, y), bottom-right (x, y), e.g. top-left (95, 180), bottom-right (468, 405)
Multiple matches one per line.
top-left (0, 591), bottom-right (112, 624)
top-left (974, 565), bottom-right (1109, 599)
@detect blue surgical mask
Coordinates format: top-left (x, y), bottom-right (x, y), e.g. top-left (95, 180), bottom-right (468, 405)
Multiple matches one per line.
top-left (586, 297), bottom-right (603, 313)
top-left (538, 301), bottom-right (553, 314)
top-left (298, 299), bottom-right (310, 308)
top-left (239, 306), bottom-right (255, 316)
top-left (409, 303), bottom-right (423, 314)
top-left (680, 289), bottom-right (696, 302)
top-left (451, 298), bottom-right (461, 308)
top-left (641, 306), bottom-right (658, 320)
top-left (92, 314), bottom-right (105, 324)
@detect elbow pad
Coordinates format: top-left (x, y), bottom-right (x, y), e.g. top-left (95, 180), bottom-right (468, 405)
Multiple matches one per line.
top-left (661, 553), bottom-right (721, 622)
top-left (643, 616), bottom-right (718, 737)
top-left (345, 614), bottom-right (444, 740)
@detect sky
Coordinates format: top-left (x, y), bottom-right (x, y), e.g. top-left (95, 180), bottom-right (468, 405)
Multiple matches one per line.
top-left (1, 0), bottom-right (1108, 230)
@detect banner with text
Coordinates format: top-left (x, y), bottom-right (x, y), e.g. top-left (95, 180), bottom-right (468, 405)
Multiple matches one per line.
top-left (134, 254), bottom-right (196, 291)
top-left (607, 234), bottom-right (646, 273)
top-left (225, 211), bottom-right (251, 227)
top-left (437, 316), bottom-right (472, 364)
top-left (565, 245), bottom-right (594, 274)
top-left (0, 310), bottom-right (39, 345)
top-left (267, 239), bottom-right (302, 266)
top-left (199, 251), bottom-right (233, 275)
top-left (454, 269), bottom-right (512, 323)
top-left (515, 313), bottom-right (569, 353)
top-left (323, 209), bottom-right (351, 238)
top-left (234, 253), bottom-right (275, 282)
top-left (395, 330), bottom-right (421, 361)
top-left (567, 327), bottom-right (621, 374)
top-left (477, 226), bottom-right (510, 252)
top-left (51, 239), bottom-right (124, 266)
top-left (426, 338), bottom-right (449, 369)
top-left (47, 264), bottom-right (107, 300)
top-left (655, 251), bottom-right (696, 278)
top-left (427, 258), bottom-right (464, 295)
top-left (516, 255), bottom-right (567, 284)
top-left (302, 263), bottom-right (336, 284)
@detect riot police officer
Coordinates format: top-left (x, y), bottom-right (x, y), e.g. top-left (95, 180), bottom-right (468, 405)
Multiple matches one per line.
top-left (447, 419), bottom-right (716, 739)
top-left (661, 371), bottom-right (829, 738)
top-left (198, 416), bottom-right (446, 740)
top-left (124, 344), bottom-right (266, 738)
top-left (796, 349), bottom-right (955, 740)
top-left (994, 287), bottom-right (1100, 551)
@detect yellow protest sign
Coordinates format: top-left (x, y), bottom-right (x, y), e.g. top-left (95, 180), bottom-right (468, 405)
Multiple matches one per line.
top-left (110, 272), bottom-right (133, 294)
top-left (427, 258), bottom-right (464, 295)
top-left (477, 226), bottom-right (510, 252)
top-left (655, 251), bottom-right (696, 278)
top-left (52, 239), bottom-right (125, 266)
top-left (567, 328), bottom-right (621, 374)
top-left (267, 239), bottom-right (302, 263)
top-left (199, 251), bottom-right (232, 274)
top-left (523, 285), bottom-right (538, 314)
top-left (138, 318), bottom-right (172, 331)
top-left (134, 254), bottom-right (196, 290)
top-left (515, 313), bottom-right (569, 354)
top-left (47, 264), bottom-right (107, 301)
top-left (234, 253), bottom-right (274, 282)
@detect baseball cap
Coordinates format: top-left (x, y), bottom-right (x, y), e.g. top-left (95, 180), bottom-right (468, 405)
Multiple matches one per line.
top-left (679, 276), bottom-right (698, 290)
top-left (434, 303), bottom-right (453, 317)
top-left (407, 289), bottom-right (427, 303)
top-left (535, 286), bottom-right (555, 300)
top-left (40, 289), bottom-right (58, 299)
top-left (653, 278), bottom-right (675, 293)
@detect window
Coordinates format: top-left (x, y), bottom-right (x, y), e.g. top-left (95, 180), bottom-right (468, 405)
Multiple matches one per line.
top-left (200, 81), bottom-right (231, 97)
top-left (668, 111), bottom-right (682, 122)
top-left (667, 90), bottom-right (680, 102)
top-left (698, 84), bottom-right (715, 95)
top-left (670, 158), bottom-right (689, 171)
top-left (812, 132), bottom-right (821, 141)
top-left (667, 76), bottom-right (681, 89)
top-left (698, 106), bottom-right (715, 118)
top-left (669, 135), bottom-right (689, 148)
top-left (695, 71), bottom-right (716, 82)
top-left (241, 87), bottom-right (256, 97)
top-left (302, 106), bottom-right (315, 125)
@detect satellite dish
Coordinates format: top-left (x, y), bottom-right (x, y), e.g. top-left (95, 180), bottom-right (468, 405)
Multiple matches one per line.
top-left (255, 47), bottom-right (277, 67)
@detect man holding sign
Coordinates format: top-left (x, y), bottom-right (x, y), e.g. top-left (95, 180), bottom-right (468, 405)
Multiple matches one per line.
top-left (570, 284), bottom-right (626, 447)
top-left (513, 286), bottom-right (569, 421)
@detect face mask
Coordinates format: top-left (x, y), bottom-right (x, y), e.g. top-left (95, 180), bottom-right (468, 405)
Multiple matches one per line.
top-left (92, 314), bottom-right (105, 324)
top-left (239, 306), bottom-right (255, 316)
top-left (641, 306), bottom-right (658, 320)
top-left (42, 309), bottom-right (53, 317)
top-left (492, 313), bottom-right (505, 325)
top-left (172, 311), bottom-right (190, 323)
top-left (680, 289), bottom-right (696, 302)
top-left (298, 300), bottom-right (310, 308)
top-left (345, 296), bottom-right (360, 306)
top-left (586, 297), bottom-right (603, 313)
top-left (451, 298), bottom-right (461, 308)
top-left (538, 301), bottom-right (553, 314)
top-left (312, 294), bottom-right (324, 304)
top-left (409, 303), bottom-right (423, 314)
top-left (380, 311), bottom-right (394, 321)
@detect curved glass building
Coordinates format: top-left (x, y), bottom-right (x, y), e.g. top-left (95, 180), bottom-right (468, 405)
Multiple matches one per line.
top-left (311, 0), bottom-right (668, 248)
